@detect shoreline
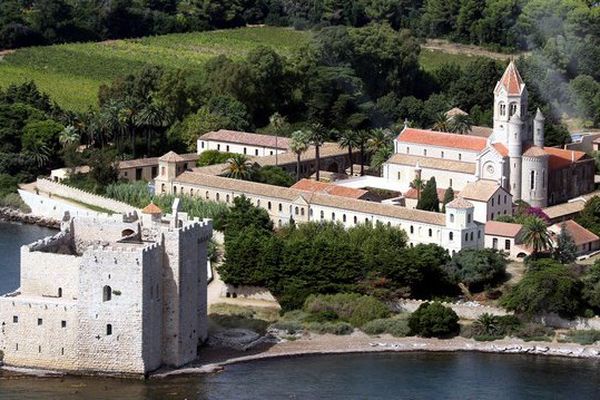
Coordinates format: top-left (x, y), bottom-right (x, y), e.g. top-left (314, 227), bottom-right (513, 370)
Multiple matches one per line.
top-left (3, 332), bottom-right (600, 380)
top-left (154, 332), bottom-right (600, 378)
top-left (0, 207), bottom-right (60, 229)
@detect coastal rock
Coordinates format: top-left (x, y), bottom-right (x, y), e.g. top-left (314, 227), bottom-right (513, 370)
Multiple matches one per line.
top-left (0, 207), bottom-right (60, 229)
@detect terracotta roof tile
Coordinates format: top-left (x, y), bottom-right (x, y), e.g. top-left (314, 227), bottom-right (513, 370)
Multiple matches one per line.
top-left (142, 202), bottom-right (162, 215)
top-left (446, 197), bottom-right (473, 209)
top-left (387, 153), bottom-right (476, 174)
top-left (522, 146), bottom-right (548, 157)
top-left (485, 221), bottom-right (523, 238)
top-left (459, 180), bottom-right (506, 202)
top-left (396, 128), bottom-right (487, 152)
top-left (291, 179), bottom-right (368, 199)
top-left (497, 61), bottom-right (524, 95)
top-left (550, 220), bottom-right (599, 246)
top-left (543, 201), bottom-right (585, 220)
top-left (200, 129), bottom-right (291, 150)
top-left (492, 143), bottom-right (508, 157)
top-left (159, 151), bottom-right (185, 162)
top-left (543, 147), bottom-right (587, 170)
top-left (250, 142), bottom-right (347, 167)
top-left (469, 125), bottom-right (493, 138)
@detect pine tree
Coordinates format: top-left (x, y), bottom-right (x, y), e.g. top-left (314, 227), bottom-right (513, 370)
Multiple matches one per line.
top-left (441, 187), bottom-right (455, 213)
top-left (553, 223), bottom-right (578, 264)
top-left (417, 177), bottom-right (440, 212)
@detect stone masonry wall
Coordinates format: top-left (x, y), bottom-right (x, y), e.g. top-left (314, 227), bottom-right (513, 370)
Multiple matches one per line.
top-left (76, 245), bottom-right (154, 374)
top-left (36, 178), bottom-right (138, 214)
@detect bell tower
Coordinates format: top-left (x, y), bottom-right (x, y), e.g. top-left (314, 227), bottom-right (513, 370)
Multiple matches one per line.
top-left (492, 61), bottom-right (528, 145)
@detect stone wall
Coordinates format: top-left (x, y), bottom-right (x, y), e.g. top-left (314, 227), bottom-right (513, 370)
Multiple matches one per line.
top-left (395, 299), bottom-right (511, 319)
top-left (35, 178), bottom-right (138, 214)
top-left (534, 313), bottom-right (600, 331)
top-left (19, 189), bottom-right (107, 221)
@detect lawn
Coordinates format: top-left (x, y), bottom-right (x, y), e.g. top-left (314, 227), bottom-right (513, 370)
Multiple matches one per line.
top-left (0, 26), bottom-right (487, 112)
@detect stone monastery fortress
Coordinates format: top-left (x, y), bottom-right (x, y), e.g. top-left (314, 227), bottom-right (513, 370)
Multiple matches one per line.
top-left (1, 61), bottom-right (598, 376)
top-left (0, 202), bottom-right (212, 375)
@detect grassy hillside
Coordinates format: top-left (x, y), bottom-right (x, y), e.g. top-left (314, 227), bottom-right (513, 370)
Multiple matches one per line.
top-left (0, 26), bottom-right (477, 112)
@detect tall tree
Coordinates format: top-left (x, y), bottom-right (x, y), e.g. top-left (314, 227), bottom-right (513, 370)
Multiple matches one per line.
top-left (441, 187), bottom-right (455, 213)
top-left (410, 176), bottom-right (425, 201)
top-left (338, 130), bottom-right (359, 176)
top-left (521, 216), bottom-right (552, 256)
top-left (309, 123), bottom-right (327, 181)
top-left (289, 130), bottom-right (311, 182)
top-left (417, 177), bottom-right (440, 212)
top-left (553, 223), bottom-right (578, 264)
top-left (448, 113), bottom-right (473, 134)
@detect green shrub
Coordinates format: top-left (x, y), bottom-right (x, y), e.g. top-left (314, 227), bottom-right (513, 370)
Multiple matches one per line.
top-left (515, 323), bottom-right (554, 342)
top-left (304, 310), bottom-right (339, 323)
top-left (270, 321), bottom-right (304, 334)
top-left (303, 293), bottom-right (390, 327)
top-left (306, 321), bottom-right (354, 335)
top-left (471, 313), bottom-right (521, 338)
top-left (459, 323), bottom-right (474, 339)
top-left (197, 150), bottom-right (237, 166)
top-left (361, 317), bottom-right (410, 337)
top-left (408, 302), bottom-right (460, 338)
top-left (562, 330), bottom-right (600, 345)
top-left (0, 193), bottom-right (30, 212)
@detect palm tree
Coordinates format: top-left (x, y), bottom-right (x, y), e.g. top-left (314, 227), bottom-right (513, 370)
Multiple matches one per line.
top-left (432, 113), bottom-right (450, 132)
top-left (521, 216), bottom-right (552, 255)
top-left (367, 128), bottom-right (393, 154)
top-left (59, 125), bottom-right (80, 148)
top-left (309, 123), bottom-right (327, 181)
top-left (337, 130), bottom-right (359, 176)
top-left (410, 176), bottom-right (425, 201)
top-left (270, 112), bottom-right (286, 166)
top-left (223, 154), bottom-right (255, 180)
top-left (356, 129), bottom-right (370, 176)
top-left (448, 114), bottom-right (473, 135)
top-left (137, 101), bottom-right (171, 156)
top-left (290, 130), bottom-right (311, 182)
top-left (472, 313), bottom-right (500, 336)
top-left (21, 144), bottom-right (51, 169)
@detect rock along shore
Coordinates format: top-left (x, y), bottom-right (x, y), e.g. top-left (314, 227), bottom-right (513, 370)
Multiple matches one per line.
top-left (0, 207), bottom-right (60, 229)
top-left (150, 332), bottom-right (600, 378)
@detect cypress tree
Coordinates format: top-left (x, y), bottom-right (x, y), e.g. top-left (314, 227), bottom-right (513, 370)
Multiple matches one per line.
top-left (441, 187), bottom-right (455, 213)
top-left (417, 177), bottom-right (440, 212)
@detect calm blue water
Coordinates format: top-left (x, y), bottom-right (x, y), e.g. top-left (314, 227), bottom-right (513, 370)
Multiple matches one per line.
top-left (0, 222), bottom-right (57, 295)
top-left (1, 224), bottom-right (600, 399)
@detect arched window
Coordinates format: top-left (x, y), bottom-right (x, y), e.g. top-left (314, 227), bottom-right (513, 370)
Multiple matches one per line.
top-left (279, 204), bottom-right (283, 212)
top-left (320, 211), bottom-right (324, 220)
top-left (353, 216), bottom-right (358, 224)
top-left (161, 183), bottom-right (165, 193)
top-left (58, 288), bottom-right (62, 298)
top-left (450, 214), bottom-right (454, 223)
top-left (226, 194), bottom-right (230, 203)
top-left (449, 232), bottom-right (454, 241)
top-left (216, 193), bottom-right (220, 201)
top-left (499, 102), bottom-right (506, 116)
top-left (295, 207), bottom-right (299, 215)
top-left (428, 229), bottom-right (432, 237)
top-left (121, 229), bottom-right (134, 237)
top-left (205, 191), bottom-right (209, 199)
top-left (343, 214), bottom-right (347, 222)
top-left (257, 199), bottom-right (261, 207)
top-left (173, 186), bottom-right (177, 194)
top-left (410, 226), bottom-right (414, 234)
top-left (103, 286), bottom-right (112, 302)
top-left (530, 170), bottom-right (535, 190)
top-left (190, 188), bottom-right (194, 197)
top-left (301, 208), bottom-right (305, 216)
top-left (332, 212), bottom-right (335, 220)
top-left (509, 103), bottom-right (517, 116)
top-left (268, 202), bottom-right (272, 210)
top-left (106, 324), bottom-right (112, 336)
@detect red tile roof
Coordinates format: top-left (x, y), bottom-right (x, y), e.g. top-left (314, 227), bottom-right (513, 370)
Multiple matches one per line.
top-left (543, 147), bottom-right (587, 170)
top-left (492, 143), bottom-right (508, 157)
top-left (200, 129), bottom-right (291, 150)
top-left (142, 202), bottom-right (162, 215)
top-left (550, 220), bottom-right (599, 247)
top-left (498, 61), bottom-right (524, 95)
top-left (396, 128), bottom-right (488, 152)
top-left (522, 146), bottom-right (548, 157)
top-left (291, 179), bottom-right (368, 199)
top-left (485, 221), bottom-right (523, 238)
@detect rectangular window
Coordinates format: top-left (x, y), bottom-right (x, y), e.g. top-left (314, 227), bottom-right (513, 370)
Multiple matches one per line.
top-left (449, 178), bottom-right (453, 187)
top-left (243, 147), bottom-right (247, 154)
top-left (135, 168), bottom-right (142, 180)
top-left (492, 238), bottom-right (498, 249)
top-left (37, 318), bottom-right (43, 326)
top-left (13, 316), bottom-right (18, 323)
top-left (255, 149), bottom-right (259, 156)
top-left (397, 172), bottom-right (401, 180)
top-left (201, 141), bottom-right (205, 149)
top-left (217, 144), bottom-right (221, 150)
top-left (505, 240), bottom-right (511, 251)
top-left (61, 320), bottom-right (67, 328)
top-left (151, 166), bottom-right (158, 178)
